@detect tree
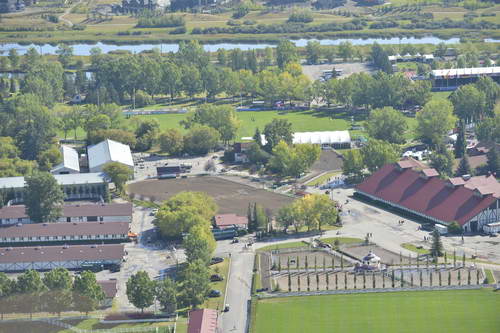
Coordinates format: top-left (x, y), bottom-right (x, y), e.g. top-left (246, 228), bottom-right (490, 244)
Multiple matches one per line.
top-left (156, 278), bottom-right (177, 313)
top-left (476, 114), bottom-right (500, 143)
top-left (127, 271), bottom-right (156, 313)
top-left (263, 119), bottom-right (293, 152)
top-left (276, 40), bottom-right (298, 70)
top-left (56, 44), bottom-right (74, 68)
top-left (73, 271), bottom-right (105, 315)
top-left (159, 129), bottom-right (184, 156)
top-left (361, 139), bottom-right (399, 173)
top-left (342, 149), bottom-right (365, 181)
top-left (430, 229), bottom-right (444, 257)
top-left (102, 162), bottom-right (133, 193)
top-left (365, 107), bottom-right (408, 144)
top-left (22, 61), bottom-right (64, 107)
top-left (183, 126), bottom-right (220, 155)
top-left (15, 269), bottom-right (47, 318)
top-left (0, 273), bottom-right (14, 320)
top-left (450, 84), bottom-right (486, 123)
top-left (181, 105), bottom-right (240, 144)
top-left (154, 192), bottom-right (217, 239)
top-left (430, 145), bottom-right (454, 177)
top-left (24, 172), bottom-right (64, 223)
top-left (305, 41), bottom-right (321, 65)
top-left (88, 129), bottom-right (137, 148)
top-left (416, 99), bottom-right (457, 147)
top-left (134, 118), bottom-right (160, 152)
top-left (246, 143), bottom-right (271, 165)
top-left (268, 141), bottom-right (320, 178)
top-left (338, 41), bottom-right (354, 62)
top-left (486, 146), bottom-right (500, 175)
top-left (474, 77), bottom-right (500, 117)
top-left (183, 224), bottom-right (216, 264)
top-left (37, 146), bottom-right (62, 172)
top-left (454, 121), bottom-right (466, 158)
top-left (8, 49), bottom-right (20, 69)
top-left (181, 259), bottom-right (211, 308)
top-left (42, 268), bottom-right (72, 316)
top-left (455, 155), bottom-right (472, 177)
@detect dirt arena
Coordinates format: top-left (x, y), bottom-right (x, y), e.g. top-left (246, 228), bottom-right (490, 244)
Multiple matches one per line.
top-left (128, 176), bottom-right (295, 215)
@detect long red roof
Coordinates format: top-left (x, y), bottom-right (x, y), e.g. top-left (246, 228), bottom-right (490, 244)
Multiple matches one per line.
top-left (355, 163), bottom-right (498, 225)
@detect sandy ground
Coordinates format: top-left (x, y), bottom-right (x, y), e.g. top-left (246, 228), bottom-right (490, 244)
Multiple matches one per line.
top-left (302, 62), bottom-right (376, 81)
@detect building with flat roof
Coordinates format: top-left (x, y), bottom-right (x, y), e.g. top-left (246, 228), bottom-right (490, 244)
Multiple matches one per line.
top-left (355, 159), bottom-right (500, 233)
top-left (0, 244), bottom-right (124, 272)
top-left (0, 221), bottom-right (129, 245)
top-left (244, 131), bottom-right (351, 149)
top-left (0, 202), bottom-right (133, 225)
top-left (88, 139), bottom-right (134, 173)
top-left (187, 309), bottom-right (218, 333)
top-left (432, 67), bottom-right (500, 90)
top-left (0, 173), bottom-right (108, 204)
top-left (51, 146), bottom-right (80, 175)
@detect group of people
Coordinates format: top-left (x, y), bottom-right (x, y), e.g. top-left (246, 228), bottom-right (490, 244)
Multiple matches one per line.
top-left (398, 220), bottom-right (405, 225)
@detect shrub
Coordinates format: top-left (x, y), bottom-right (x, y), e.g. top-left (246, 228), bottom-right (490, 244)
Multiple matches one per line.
top-left (137, 14), bottom-right (185, 28)
top-left (447, 221), bottom-right (463, 234)
top-left (227, 19), bottom-right (241, 26)
top-left (169, 26), bottom-right (187, 34)
top-left (232, 6), bottom-right (250, 19)
top-left (243, 20), bottom-right (256, 25)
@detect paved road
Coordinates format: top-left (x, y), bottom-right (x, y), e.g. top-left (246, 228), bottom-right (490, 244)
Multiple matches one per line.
top-left (216, 241), bottom-right (255, 333)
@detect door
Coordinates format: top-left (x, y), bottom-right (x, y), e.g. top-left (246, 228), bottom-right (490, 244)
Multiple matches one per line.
top-left (470, 221), bottom-right (478, 232)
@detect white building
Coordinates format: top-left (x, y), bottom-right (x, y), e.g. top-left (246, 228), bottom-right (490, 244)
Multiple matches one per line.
top-left (51, 146), bottom-right (80, 175)
top-left (241, 131), bottom-right (351, 149)
top-left (88, 139), bottom-right (134, 173)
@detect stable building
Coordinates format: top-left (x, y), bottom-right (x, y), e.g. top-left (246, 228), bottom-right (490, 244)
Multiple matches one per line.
top-left (0, 202), bottom-right (132, 225)
top-left (0, 221), bottom-right (130, 245)
top-left (432, 67), bottom-right (500, 90)
top-left (0, 173), bottom-right (108, 204)
top-left (214, 214), bottom-right (248, 230)
top-left (187, 309), bottom-right (218, 333)
top-left (355, 159), bottom-right (500, 233)
top-left (51, 146), bottom-right (80, 175)
top-left (0, 244), bottom-right (124, 272)
top-left (88, 139), bottom-right (134, 173)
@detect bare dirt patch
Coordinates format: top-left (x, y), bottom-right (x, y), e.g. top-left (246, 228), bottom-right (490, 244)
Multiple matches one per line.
top-left (128, 176), bottom-right (294, 215)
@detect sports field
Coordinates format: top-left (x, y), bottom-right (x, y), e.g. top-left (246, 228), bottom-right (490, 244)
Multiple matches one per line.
top-left (252, 289), bottom-right (500, 333)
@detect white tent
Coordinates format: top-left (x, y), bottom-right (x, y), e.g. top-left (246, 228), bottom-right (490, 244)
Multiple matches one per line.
top-left (88, 139), bottom-right (134, 173)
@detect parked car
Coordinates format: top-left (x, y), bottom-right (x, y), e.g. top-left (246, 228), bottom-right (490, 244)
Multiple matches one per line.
top-left (210, 274), bottom-right (224, 282)
top-left (208, 290), bottom-right (221, 297)
top-left (224, 304), bottom-right (230, 312)
top-left (210, 257), bottom-right (224, 265)
top-left (256, 288), bottom-right (268, 293)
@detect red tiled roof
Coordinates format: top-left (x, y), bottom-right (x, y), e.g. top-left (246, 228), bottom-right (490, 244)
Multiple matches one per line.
top-left (188, 309), bottom-right (218, 333)
top-left (214, 214), bottom-right (248, 229)
top-left (233, 142), bottom-right (253, 153)
top-left (397, 157), bottom-right (427, 170)
top-left (355, 163), bottom-right (498, 225)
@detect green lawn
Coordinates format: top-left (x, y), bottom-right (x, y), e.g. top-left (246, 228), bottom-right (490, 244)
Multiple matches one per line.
top-left (58, 319), bottom-right (173, 333)
top-left (252, 289), bottom-right (500, 333)
top-left (321, 237), bottom-right (364, 246)
top-left (203, 258), bottom-right (230, 310)
top-left (257, 241), bottom-right (309, 252)
top-left (401, 242), bottom-right (430, 255)
top-left (131, 109), bottom-right (358, 139)
top-left (306, 171), bottom-right (342, 186)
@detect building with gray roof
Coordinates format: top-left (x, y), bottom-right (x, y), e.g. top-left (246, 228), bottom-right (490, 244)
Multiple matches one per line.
top-left (51, 146), bottom-right (80, 175)
top-left (88, 139), bottom-right (134, 173)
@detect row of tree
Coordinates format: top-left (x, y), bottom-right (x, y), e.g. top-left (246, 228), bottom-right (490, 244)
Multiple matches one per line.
top-left (0, 268), bottom-right (104, 318)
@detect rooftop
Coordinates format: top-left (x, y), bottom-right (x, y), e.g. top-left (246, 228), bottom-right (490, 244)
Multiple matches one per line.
top-left (88, 139), bottom-right (134, 170)
top-left (0, 221), bottom-right (129, 239)
top-left (0, 244), bottom-right (124, 264)
top-left (98, 280), bottom-right (118, 298)
top-left (0, 203), bottom-right (133, 220)
top-left (51, 146), bottom-right (80, 173)
top-left (214, 214), bottom-right (248, 228)
top-left (432, 66), bottom-right (500, 78)
top-left (0, 173), bottom-right (107, 190)
top-left (188, 309), bottom-right (218, 333)
top-left (356, 162), bottom-right (499, 225)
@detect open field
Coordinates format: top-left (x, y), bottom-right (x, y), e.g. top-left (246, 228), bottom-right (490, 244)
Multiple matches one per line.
top-left (128, 176), bottom-right (295, 215)
top-left (252, 289), bottom-right (500, 333)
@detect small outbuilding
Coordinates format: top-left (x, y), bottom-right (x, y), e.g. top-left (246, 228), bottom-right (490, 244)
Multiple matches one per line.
top-left (51, 146), bottom-right (80, 175)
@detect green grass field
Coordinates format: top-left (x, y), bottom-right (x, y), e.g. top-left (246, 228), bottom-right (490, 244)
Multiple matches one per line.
top-left (252, 289), bottom-right (500, 333)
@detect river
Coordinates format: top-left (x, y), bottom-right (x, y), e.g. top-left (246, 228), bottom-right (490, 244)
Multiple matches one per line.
top-left (1, 36), bottom-right (496, 56)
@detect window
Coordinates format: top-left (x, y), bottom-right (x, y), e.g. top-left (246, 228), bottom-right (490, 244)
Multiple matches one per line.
top-left (62, 236), bottom-right (66, 240)
top-left (67, 217), bottom-right (71, 222)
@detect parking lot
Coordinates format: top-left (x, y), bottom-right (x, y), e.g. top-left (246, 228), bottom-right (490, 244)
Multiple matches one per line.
top-left (302, 62), bottom-right (376, 81)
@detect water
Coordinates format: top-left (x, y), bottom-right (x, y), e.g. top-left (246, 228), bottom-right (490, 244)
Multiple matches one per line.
top-left (0, 36), bottom-right (493, 56)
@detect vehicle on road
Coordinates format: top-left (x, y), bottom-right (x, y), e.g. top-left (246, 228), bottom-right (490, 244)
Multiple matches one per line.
top-left (224, 304), bottom-right (230, 312)
top-left (232, 237), bottom-right (239, 243)
top-left (208, 289), bottom-right (221, 297)
top-left (210, 274), bottom-right (224, 282)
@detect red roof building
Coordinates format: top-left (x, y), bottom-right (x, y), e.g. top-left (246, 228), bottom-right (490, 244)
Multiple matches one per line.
top-left (214, 214), bottom-right (248, 230)
top-left (187, 309), bottom-right (218, 333)
top-left (355, 161), bottom-right (500, 233)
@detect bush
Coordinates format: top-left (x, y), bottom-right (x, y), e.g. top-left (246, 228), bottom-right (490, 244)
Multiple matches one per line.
top-left (288, 8), bottom-right (314, 23)
top-left (137, 14), bottom-right (185, 28)
top-left (134, 90), bottom-right (154, 108)
top-left (169, 26), bottom-right (187, 34)
top-left (447, 221), bottom-right (463, 234)
top-left (232, 6), bottom-right (250, 19)
top-left (227, 19), bottom-right (241, 26)
top-left (243, 20), bottom-right (256, 25)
